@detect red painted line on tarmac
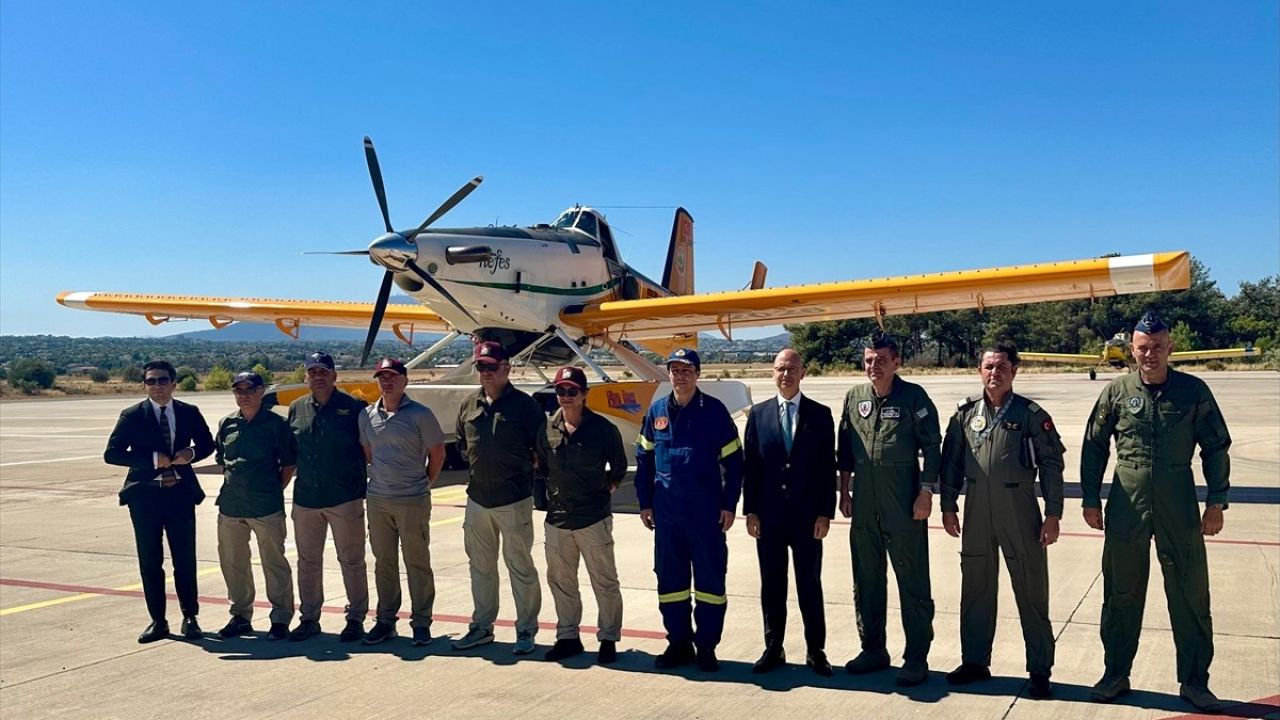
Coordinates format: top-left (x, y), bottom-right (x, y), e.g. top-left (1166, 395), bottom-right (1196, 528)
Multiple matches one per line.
top-left (821, 518), bottom-right (1280, 547)
top-left (1158, 693), bottom-right (1280, 719)
top-left (0, 577), bottom-right (668, 641)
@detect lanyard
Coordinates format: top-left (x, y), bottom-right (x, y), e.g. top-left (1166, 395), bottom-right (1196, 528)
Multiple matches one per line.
top-left (970, 401), bottom-right (1011, 448)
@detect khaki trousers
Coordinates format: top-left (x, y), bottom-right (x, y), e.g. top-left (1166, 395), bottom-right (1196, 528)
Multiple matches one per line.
top-left (292, 498), bottom-right (369, 623)
top-left (545, 517), bottom-right (623, 641)
top-left (367, 494), bottom-right (434, 629)
top-left (217, 511), bottom-right (295, 624)
top-left (463, 497), bottom-right (541, 635)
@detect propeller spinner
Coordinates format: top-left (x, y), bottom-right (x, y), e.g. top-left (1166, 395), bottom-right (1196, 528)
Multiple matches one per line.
top-left (358, 137), bottom-right (483, 366)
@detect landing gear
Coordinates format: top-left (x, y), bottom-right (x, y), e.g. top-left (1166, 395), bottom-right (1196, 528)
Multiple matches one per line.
top-left (1088, 368), bottom-right (1097, 381)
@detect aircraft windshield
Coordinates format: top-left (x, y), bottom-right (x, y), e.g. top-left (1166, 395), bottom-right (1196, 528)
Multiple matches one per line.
top-left (553, 210), bottom-right (600, 240)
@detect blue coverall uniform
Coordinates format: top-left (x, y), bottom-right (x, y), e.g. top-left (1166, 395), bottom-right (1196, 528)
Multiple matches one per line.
top-left (636, 389), bottom-right (744, 651)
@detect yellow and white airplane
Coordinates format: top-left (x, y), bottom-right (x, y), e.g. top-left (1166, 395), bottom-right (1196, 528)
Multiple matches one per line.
top-left (1022, 331), bottom-right (1258, 380)
top-left (57, 137), bottom-right (1194, 448)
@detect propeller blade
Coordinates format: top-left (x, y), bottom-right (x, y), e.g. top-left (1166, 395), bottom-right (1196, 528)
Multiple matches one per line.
top-left (364, 137), bottom-right (394, 234)
top-left (408, 176), bottom-right (484, 239)
top-left (406, 259), bottom-right (479, 325)
top-left (301, 250), bottom-right (370, 256)
top-left (361, 270), bottom-right (394, 367)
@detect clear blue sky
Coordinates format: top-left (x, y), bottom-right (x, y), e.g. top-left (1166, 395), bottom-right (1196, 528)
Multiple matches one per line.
top-left (2, 1), bottom-right (1276, 338)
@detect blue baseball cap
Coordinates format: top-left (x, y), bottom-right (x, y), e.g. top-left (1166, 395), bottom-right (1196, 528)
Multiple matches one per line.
top-left (232, 371), bottom-right (264, 389)
top-left (666, 348), bottom-right (701, 370)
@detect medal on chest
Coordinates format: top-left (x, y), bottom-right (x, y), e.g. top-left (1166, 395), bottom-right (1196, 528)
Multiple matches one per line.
top-left (969, 415), bottom-right (987, 433)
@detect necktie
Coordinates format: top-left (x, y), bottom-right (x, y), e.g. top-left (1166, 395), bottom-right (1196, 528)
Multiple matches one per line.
top-left (782, 401), bottom-right (794, 454)
top-left (158, 405), bottom-right (179, 487)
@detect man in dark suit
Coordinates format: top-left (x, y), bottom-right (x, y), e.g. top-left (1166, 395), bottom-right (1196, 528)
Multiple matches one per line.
top-left (743, 349), bottom-right (837, 676)
top-left (104, 360), bottom-right (215, 643)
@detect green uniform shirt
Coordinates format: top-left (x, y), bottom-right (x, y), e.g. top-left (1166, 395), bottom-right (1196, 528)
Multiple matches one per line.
top-left (545, 407), bottom-right (627, 530)
top-left (1080, 368), bottom-right (1231, 523)
top-left (215, 409), bottom-right (297, 518)
top-left (838, 375), bottom-right (942, 532)
top-left (288, 390), bottom-right (370, 509)
top-left (940, 392), bottom-right (1066, 517)
top-left (456, 382), bottom-right (550, 509)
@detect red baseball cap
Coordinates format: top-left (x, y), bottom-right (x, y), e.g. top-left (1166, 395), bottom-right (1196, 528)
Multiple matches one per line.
top-left (474, 341), bottom-right (509, 366)
top-left (373, 357), bottom-right (407, 377)
top-left (553, 366), bottom-right (587, 390)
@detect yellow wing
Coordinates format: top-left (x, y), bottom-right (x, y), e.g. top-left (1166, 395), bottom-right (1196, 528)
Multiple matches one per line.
top-left (55, 291), bottom-right (450, 341)
top-left (561, 251), bottom-right (1192, 340)
top-left (1019, 352), bottom-right (1099, 364)
top-left (1170, 347), bottom-right (1259, 363)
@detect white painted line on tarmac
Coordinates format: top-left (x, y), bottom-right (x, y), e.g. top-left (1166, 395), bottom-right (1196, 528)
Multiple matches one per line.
top-left (0, 454), bottom-right (100, 467)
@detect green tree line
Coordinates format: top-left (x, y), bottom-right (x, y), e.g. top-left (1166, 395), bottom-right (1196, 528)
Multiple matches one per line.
top-left (788, 264), bottom-right (1278, 370)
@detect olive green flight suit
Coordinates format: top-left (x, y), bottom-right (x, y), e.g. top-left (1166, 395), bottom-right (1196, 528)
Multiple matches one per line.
top-left (1081, 368), bottom-right (1231, 687)
top-left (941, 393), bottom-right (1065, 676)
top-left (838, 376), bottom-right (941, 663)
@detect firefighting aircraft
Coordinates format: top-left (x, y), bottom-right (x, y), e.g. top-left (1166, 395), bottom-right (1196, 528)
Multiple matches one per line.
top-left (57, 137), bottom-right (1194, 448)
top-left (1022, 331), bottom-right (1257, 380)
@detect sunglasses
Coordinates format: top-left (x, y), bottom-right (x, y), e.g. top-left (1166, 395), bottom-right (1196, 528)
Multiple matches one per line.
top-left (143, 377), bottom-right (172, 386)
top-left (554, 386), bottom-right (582, 397)
top-left (476, 364), bottom-right (504, 374)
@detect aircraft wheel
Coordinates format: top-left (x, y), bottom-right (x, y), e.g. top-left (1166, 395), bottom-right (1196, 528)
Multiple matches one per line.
top-left (1089, 369), bottom-right (1097, 381)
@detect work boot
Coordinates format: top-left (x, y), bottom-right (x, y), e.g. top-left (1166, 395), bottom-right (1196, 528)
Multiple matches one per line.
top-left (945, 663), bottom-right (991, 685)
top-left (845, 650), bottom-right (891, 675)
top-left (1029, 673), bottom-right (1053, 699)
top-left (1179, 684), bottom-right (1225, 714)
top-left (654, 642), bottom-right (696, 669)
top-left (895, 660), bottom-right (929, 687)
top-left (597, 640), bottom-right (617, 665)
top-left (338, 620), bottom-right (364, 643)
top-left (412, 627), bottom-right (433, 647)
top-left (1090, 674), bottom-right (1131, 703)
top-left (696, 647), bottom-right (720, 672)
top-left (544, 638), bottom-right (585, 661)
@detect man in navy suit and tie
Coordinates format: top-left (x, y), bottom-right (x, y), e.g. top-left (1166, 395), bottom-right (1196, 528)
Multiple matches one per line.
top-left (105, 360), bottom-right (215, 643)
top-left (743, 349), bottom-right (837, 676)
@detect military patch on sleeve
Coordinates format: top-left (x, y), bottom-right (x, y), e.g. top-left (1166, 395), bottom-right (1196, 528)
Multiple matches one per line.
top-left (654, 416), bottom-right (670, 431)
top-left (915, 407), bottom-right (929, 419)
top-left (1042, 419), bottom-right (1054, 432)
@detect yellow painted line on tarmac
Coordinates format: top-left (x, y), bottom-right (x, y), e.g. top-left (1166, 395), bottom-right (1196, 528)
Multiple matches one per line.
top-left (0, 552), bottom-right (293, 617)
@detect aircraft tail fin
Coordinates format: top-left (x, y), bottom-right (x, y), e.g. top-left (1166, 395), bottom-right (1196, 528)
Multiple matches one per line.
top-left (660, 208), bottom-right (694, 295)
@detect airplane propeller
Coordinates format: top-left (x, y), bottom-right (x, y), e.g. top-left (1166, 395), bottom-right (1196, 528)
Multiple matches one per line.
top-left (358, 137), bottom-right (484, 367)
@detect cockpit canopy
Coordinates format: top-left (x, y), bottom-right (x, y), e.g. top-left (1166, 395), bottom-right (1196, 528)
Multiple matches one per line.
top-left (553, 207), bottom-right (618, 260)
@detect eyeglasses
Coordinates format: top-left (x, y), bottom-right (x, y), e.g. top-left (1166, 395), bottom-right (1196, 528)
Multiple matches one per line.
top-left (555, 386), bottom-right (581, 397)
top-left (143, 377), bottom-right (172, 386)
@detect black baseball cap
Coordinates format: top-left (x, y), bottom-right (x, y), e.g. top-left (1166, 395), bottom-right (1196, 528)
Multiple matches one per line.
top-left (305, 352), bottom-right (335, 370)
top-left (232, 371), bottom-right (264, 389)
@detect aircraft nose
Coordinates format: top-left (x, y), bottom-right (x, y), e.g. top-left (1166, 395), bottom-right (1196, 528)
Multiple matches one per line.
top-left (368, 232), bottom-right (416, 272)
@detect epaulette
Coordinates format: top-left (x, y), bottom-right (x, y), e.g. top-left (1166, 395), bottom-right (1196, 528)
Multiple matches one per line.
top-left (1027, 400), bottom-right (1043, 414)
top-left (957, 395), bottom-right (981, 410)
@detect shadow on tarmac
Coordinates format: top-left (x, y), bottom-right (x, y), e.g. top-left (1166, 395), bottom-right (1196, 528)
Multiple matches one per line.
top-left (185, 632), bottom-right (1267, 717)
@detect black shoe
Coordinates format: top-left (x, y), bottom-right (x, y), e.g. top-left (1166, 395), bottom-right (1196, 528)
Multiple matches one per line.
top-left (544, 638), bottom-right (585, 661)
top-left (266, 623), bottom-right (288, 641)
top-left (180, 617), bottom-right (202, 640)
top-left (1029, 673), bottom-right (1053, 699)
top-left (895, 660), bottom-right (929, 687)
top-left (752, 647), bottom-right (786, 674)
top-left (137, 620), bottom-right (169, 644)
top-left (696, 647), bottom-right (720, 672)
top-left (946, 663), bottom-right (992, 685)
top-left (845, 650), bottom-right (891, 674)
top-left (289, 620), bottom-right (321, 642)
top-left (807, 650), bottom-right (834, 677)
top-left (339, 620), bottom-right (364, 643)
top-left (362, 622), bottom-right (397, 645)
top-left (217, 616), bottom-right (253, 640)
top-left (654, 643), bottom-right (696, 669)
top-left (412, 627), bottom-right (433, 647)
top-left (598, 640), bottom-right (617, 665)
